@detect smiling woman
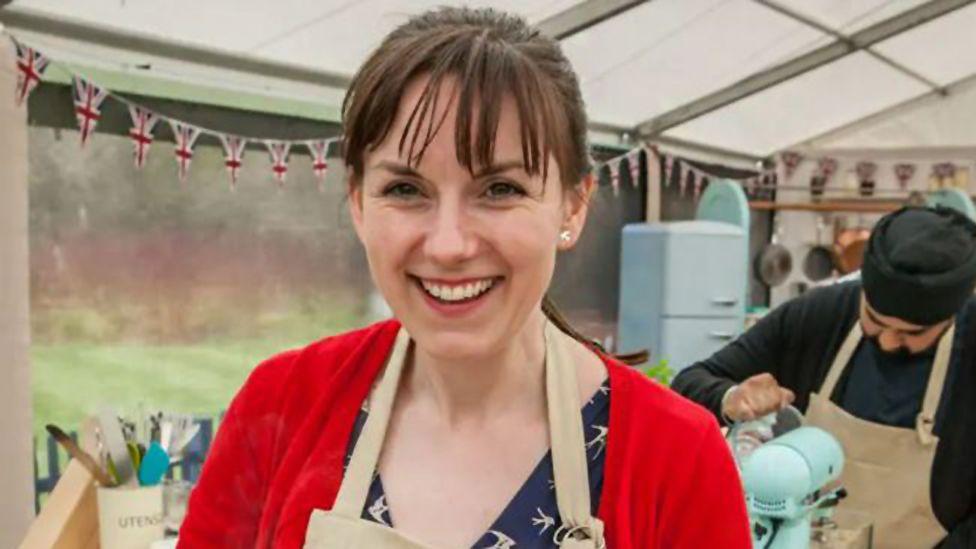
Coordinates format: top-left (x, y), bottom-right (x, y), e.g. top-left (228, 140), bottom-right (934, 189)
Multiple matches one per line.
top-left (179, 7), bottom-right (750, 549)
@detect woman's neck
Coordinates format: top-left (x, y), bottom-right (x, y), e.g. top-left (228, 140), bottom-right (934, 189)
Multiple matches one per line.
top-left (404, 312), bottom-right (548, 428)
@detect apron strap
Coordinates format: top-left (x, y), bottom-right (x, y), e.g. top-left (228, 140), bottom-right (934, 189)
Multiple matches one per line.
top-left (545, 323), bottom-right (605, 547)
top-left (332, 328), bottom-right (412, 517)
top-left (819, 322), bottom-right (863, 398)
top-left (821, 318), bottom-right (955, 446)
top-left (331, 321), bottom-right (605, 547)
top-left (917, 323), bottom-right (955, 444)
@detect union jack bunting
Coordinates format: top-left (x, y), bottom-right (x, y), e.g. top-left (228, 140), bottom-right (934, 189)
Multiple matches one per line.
top-left (169, 120), bottom-right (202, 182)
top-left (679, 164), bottom-right (690, 197)
top-left (626, 149), bottom-right (642, 187)
top-left (894, 163), bottom-right (916, 190)
top-left (663, 154), bottom-right (674, 187)
top-left (127, 106), bottom-right (159, 169)
top-left (265, 141), bottom-right (291, 186)
top-left (306, 140), bottom-right (330, 191)
top-left (607, 160), bottom-right (620, 196)
top-left (817, 157), bottom-right (838, 183)
top-left (219, 134), bottom-right (248, 187)
top-left (694, 175), bottom-right (706, 201)
top-left (13, 40), bottom-right (50, 106)
top-left (781, 151), bottom-right (803, 180)
top-left (72, 76), bottom-right (109, 146)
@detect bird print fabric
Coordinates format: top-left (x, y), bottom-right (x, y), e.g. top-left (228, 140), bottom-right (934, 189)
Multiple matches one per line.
top-left (343, 380), bottom-right (611, 547)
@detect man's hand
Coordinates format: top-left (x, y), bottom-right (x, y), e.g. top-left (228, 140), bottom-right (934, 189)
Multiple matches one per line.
top-left (722, 373), bottom-right (795, 422)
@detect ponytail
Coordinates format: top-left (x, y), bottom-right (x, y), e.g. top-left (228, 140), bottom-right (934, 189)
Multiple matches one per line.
top-left (541, 295), bottom-right (649, 366)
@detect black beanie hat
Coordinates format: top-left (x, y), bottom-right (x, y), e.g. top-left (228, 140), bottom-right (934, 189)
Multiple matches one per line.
top-left (862, 206), bottom-right (976, 325)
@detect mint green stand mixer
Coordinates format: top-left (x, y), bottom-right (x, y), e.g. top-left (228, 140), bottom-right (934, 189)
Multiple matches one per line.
top-left (730, 409), bottom-right (847, 548)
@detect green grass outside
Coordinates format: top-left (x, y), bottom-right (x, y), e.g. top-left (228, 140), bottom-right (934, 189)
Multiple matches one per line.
top-left (31, 301), bottom-right (368, 470)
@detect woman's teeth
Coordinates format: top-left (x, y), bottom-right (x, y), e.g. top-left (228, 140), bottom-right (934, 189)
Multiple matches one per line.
top-left (420, 278), bottom-right (495, 302)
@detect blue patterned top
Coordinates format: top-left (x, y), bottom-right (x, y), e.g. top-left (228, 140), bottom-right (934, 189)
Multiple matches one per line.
top-left (343, 379), bottom-right (611, 548)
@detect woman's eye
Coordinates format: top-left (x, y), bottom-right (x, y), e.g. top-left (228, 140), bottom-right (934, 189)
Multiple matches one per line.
top-left (484, 181), bottom-right (526, 199)
top-left (383, 181), bottom-right (422, 199)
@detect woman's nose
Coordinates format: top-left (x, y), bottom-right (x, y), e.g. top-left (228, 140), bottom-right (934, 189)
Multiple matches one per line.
top-left (423, 202), bottom-right (476, 264)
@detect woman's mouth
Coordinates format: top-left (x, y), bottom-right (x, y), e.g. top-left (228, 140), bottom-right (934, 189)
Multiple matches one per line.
top-left (417, 277), bottom-right (498, 304)
top-left (410, 275), bottom-right (500, 318)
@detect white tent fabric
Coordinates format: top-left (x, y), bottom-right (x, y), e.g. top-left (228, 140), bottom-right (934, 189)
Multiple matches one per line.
top-left (5, 0), bottom-right (976, 158)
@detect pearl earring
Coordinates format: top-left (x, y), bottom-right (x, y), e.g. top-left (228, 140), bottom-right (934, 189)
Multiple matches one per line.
top-left (559, 230), bottom-right (572, 243)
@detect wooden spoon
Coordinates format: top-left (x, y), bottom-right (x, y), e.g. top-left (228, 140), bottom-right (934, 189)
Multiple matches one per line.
top-left (46, 424), bottom-right (116, 487)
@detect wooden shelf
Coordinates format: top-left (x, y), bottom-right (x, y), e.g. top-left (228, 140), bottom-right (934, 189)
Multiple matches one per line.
top-left (749, 200), bottom-right (903, 213)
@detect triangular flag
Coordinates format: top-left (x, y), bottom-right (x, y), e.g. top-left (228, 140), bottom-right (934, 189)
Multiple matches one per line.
top-left (265, 141), bottom-right (291, 186)
top-left (13, 40), bottom-right (50, 106)
top-left (679, 163), bottom-right (689, 196)
top-left (894, 163), bottom-right (916, 190)
top-left (219, 134), bottom-right (248, 187)
top-left (694, 176), bottom-right (706, 201)
top-left (127, 106), bottom-right (159, 169)
top-left (817, 157), bottom-right (839, 184)
top-left (169, 120), bottom-right (202, 182)
top-left (608, 161), bottom-right (620, 196)
top-left (663, 154), bottom-right (674, 187)
top-left (72, 76), bottom-right (109, 146)
top-left (781, 151), bottom-right (803, 181)
top-left (627, 150), bottom-right (641, 187)
top-left (306, 140), bottom-right (330, 192)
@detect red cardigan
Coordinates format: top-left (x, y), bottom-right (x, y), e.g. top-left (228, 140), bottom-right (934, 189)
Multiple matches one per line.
top-left (179, 320), bottom-right (751, 548)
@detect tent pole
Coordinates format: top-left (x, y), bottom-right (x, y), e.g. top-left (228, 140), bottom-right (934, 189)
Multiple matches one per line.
top-left (0, 21), bottom-right (38, 545)
top-left (635, 0), bottom-right (975, 136)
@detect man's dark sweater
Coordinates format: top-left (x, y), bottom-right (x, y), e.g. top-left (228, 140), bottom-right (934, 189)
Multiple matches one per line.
top-left (672, 281), bottom-right (976, 548)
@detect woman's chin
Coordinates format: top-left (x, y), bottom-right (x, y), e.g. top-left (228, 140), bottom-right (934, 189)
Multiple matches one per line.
top-left (410, 329), bottom-right (502, 362)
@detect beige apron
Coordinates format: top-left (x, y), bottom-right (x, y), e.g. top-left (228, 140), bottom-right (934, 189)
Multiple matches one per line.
top-left (303, 322), bottom-right (607, 548)
top-left (806, 322), bottom-right (955, 549)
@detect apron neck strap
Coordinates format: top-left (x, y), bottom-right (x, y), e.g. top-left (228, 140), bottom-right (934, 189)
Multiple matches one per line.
top-left (332, 328), bottom-right (412, 517)
top-left (331, 320), bottom-right (605, 547)
top-left (820, 320), bottom-right (955, 444)
top-left (544, 322), bottom-right (602, 543)
top-left (917, 323), bottom-right (955, 442)
top-left (819, 322), bottom-right (863, 398)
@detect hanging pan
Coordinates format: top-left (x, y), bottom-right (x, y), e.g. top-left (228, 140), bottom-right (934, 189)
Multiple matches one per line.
top-left (803, 215), bottom-right (835, 281)
top-left (755, 217), bottom-right (793, 287)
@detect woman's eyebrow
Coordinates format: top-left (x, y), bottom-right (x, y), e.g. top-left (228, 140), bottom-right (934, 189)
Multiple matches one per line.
top-left (473, 160), bottom-right (525, 178)
top-left (371, 159), bottom-right (526, 179)
top-left (373, 161), bottom-right (420, 177)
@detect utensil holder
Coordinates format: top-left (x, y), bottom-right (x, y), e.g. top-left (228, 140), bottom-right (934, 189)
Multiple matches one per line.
top-left (96, 485), bottom-right (164, 549)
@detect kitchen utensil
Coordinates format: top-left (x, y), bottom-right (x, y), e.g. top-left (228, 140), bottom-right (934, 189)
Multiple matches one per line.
top-left (138, 442), bottom-right (170, 486)
top-left (98, 407), bottom-right (139, 487)
top-left (163, 479), bottom-right (192, 535)
top-left (160, 419), bottom-right (173, 452)
top-left (168, 422), bottom-right (200, 460)
top-left (755, 215), bottom-right (792, 287)
top-left (803, 216), bottom-right (835, 281)
top-left (833, 217), bottom-right (870, 274)
top-left (127, 441), bottom-right (142, 473)
top-left (46, 424), bottom-right (116, 486)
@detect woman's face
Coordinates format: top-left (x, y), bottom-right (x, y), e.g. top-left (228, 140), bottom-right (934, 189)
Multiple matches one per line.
top-left (349, 76), bottom-right (591, 360)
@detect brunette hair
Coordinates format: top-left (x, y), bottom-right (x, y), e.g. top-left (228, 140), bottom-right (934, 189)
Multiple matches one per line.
top-left (341, 6), bottom-right (647, 365)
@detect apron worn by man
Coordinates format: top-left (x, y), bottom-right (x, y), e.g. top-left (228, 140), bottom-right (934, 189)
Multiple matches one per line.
top-left (303, 322), bottom-right (607, 549)
top-left (806, 322), bottom-right (955, 549)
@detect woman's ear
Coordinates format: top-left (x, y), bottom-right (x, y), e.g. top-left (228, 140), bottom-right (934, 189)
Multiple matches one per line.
top-left (558, 174), bottom-right (595, 250)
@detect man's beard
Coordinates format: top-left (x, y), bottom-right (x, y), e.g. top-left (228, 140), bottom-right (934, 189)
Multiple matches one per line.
top-left (866, 336), bottom-right (935, 360)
